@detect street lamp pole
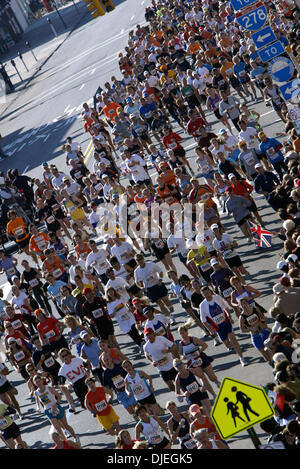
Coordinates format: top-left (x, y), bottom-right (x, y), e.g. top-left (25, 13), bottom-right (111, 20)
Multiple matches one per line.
top-left (53, 4), bottom-right (67, 29)
top-left (25, 41), bottom-right (38, 62)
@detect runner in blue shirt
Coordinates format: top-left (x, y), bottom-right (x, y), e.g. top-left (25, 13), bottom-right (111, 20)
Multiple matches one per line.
top-left (139, 98), bottom-right (157, 126)
top-left (233, 56), bottom-right (258, 100)
top-left (258, 132), bottom-right (287, 180)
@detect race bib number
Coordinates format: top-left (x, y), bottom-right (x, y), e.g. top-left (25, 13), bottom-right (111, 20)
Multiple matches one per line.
top-left (45, 330), bottom-right (56, 340)
top-left (0, 418), bottom-right (9, 430)
top-left (47, 216), bottom-right (55, 224)
top-left (193, 358), bottom-right (203, 367)
top-left (92, 308), bottom-right (104, 319)
top-left (29, 279), bottom-right (39, 287)
top-left (186, 382), bottom-right (199, 394)
top-left (169, 142), bottom-right (177, 149)
top-left (14, 351), bottom-right (25, 362)
top-left (95, 400), bottom-right (107, 412)
top-left (223, 249), bottom-right (233, 258)
top-left (183, 439), bottom-right (197, 449)
top-left (200, 262), bottom-right (211, 272)
top-left (11, 320), bottom-right (22, 329)
top-left (222, 287), bottom-right (233, 298)
top-left (247, 313), bottom-right (258, 326)
top-left (112, 375), bottom-right (125, 389)
top-left (52, 268), bottom-right (62, 278)
top-left (150, 434), bottom-right (163, 444)
top-left (15, 228), bottom-right (24, 237)
top-left (44, 357), bottom-right (55, 368)
top-left (214, 314), bottom-right (225, 325)
top-left (132, 384), bottom-right (145, 395)
top-left (6, 267), bottom-right (16, 276)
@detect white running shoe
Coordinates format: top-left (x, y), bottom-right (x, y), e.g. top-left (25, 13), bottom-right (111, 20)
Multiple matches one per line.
top-left (240, 357), bottom-right (247, 367)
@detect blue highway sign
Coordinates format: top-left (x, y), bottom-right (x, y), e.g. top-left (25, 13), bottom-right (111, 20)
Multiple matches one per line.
top-left (235, 2), bottom-right (267, 31)
top-left (257, 41), bottom-right (285, 63)
top-left (268, 56), bottom-right (295, 83)
top-left (279, 79), bottom-right (300, 101)
top-left (251, 26), bottom-right (276, 49)
top-left (231, 0), bottom-right (257, 11)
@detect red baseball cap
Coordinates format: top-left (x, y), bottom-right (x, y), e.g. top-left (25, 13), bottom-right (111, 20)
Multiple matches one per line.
top-left (144, 327), bottom-right (154, 336)
top-left (82, 288), bottom-right (92, 295)
top-left (132, 298), bottom-right (141, 305)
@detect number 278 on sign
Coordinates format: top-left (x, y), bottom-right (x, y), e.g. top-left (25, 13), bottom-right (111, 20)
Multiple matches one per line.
top-left (236, 5), bottom-right (267, 31)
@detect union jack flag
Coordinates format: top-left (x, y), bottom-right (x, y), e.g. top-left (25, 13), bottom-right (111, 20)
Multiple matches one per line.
top-left (249, 222), bottom-right (273, 248)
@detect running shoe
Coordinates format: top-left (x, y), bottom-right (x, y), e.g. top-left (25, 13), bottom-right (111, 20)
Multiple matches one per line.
top-left (213, 338), bottom-right (222, 346)
top-left (240, 357), bottom-right (248, 367)
top-left (177, 396), bottom-right (184, 403)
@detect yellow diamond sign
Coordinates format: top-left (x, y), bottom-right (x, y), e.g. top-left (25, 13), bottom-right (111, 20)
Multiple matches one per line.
top-left (211, 377), bottom-right (275, 440)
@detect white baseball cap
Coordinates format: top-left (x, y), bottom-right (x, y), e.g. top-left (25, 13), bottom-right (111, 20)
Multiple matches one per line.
top-left (228, 173), bottom-right (236, 180)
top-left (287, 253), bottom-right (298, 263)
top-left (276, 260), bottom-right (287, 270)
top-left (255, 163), bottom-right (263, 169)
top-left (210, 224), bottom-right (219, 230)
top-left (210, 258), bottom-right (218, 266)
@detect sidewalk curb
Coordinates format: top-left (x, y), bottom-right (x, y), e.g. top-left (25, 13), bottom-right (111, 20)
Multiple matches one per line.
top-left (1, 7), bottom-right (89, 116)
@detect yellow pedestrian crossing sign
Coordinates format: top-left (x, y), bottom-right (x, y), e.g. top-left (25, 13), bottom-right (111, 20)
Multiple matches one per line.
top-left (211, 377), bottom-right (275, 440)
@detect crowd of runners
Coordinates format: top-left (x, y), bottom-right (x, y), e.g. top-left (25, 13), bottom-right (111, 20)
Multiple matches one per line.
top-left (1, 0), bottom-right (300, 450)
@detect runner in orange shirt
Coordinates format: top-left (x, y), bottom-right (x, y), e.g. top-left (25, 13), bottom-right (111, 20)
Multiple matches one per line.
top-left (85, 377), bottom-right (121, 435)
top-left (29, 225), bottom-right (50, 261)
top-left (41, 249), bottom-right (67, 282)
top-left (6, 210), bottom-right (37, 263)
top-left (103, 97), bottom-right (122, 124)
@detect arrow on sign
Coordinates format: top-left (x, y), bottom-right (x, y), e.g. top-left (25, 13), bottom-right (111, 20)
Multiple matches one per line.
top-left (284, 84), bottom-right (300, 96)
top-left (256, 32), bottom-right (272, 43)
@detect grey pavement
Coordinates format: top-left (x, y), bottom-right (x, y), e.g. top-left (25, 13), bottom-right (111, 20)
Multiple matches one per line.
top-left (0, 0), bottom-right (91, 112)
top-left (0, 0), bottom-right (291, 451)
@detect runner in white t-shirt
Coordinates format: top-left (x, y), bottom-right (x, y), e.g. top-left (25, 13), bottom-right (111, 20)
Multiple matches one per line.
top-left (143, 328), bottom-right (179, 391)
top-left (200, 286), bottom-right (246, 366)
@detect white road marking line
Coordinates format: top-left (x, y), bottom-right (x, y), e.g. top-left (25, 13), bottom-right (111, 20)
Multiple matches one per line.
top-left (120, 28), bottom-right (124, 34)
top-left (130, 15), bottom-right (135, 20)
top-left (23, 164), bottom-right (30, 172)
top-left (90, 68), bottom-right (96, 75)
top-left (64, 104), bottom-right (70, 113)
top-left (12, 53), bottom-right (120, 113)
top-left (79, 84), bottom-right (85, 90)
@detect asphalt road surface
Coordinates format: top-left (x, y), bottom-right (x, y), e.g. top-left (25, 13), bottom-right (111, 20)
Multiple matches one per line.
top-left (0, 0), bottom-right (289, 450)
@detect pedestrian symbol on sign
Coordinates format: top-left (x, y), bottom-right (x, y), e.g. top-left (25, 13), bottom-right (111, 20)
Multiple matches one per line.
top-left (232, 386), bottom-right (260, 421)
top-left (211, 377), bottom-right (275, 440)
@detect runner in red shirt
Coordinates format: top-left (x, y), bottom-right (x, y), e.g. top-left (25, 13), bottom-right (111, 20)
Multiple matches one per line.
top-left (228, 174), bottom-right (263, 226)
top-left (162, 128), bottom-right (185, 159)
top-left (35, 309), bottom-right (68, 353)
top-left (187, 110), bottom-right (206, 139)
